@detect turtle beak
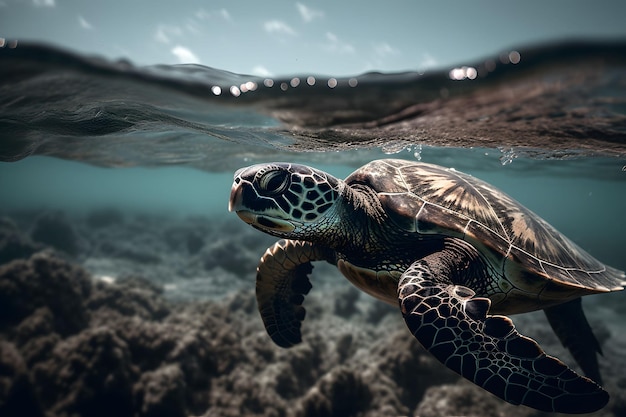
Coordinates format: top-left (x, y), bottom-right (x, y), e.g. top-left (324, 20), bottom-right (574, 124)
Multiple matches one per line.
top-left (238, 211), bottom-right (296, 232)
top-left (229, 171), bottom-right (296, 234)
top-left (229, 184), bottom-right (295, 233)
top-left (229, 166), bottom-right (253, 212)
top-left (228, 183), bottom-right (242, 212)
top-left (234, 209), bottom-right (255, 224)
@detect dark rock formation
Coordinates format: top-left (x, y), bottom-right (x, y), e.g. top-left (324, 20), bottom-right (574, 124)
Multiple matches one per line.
top-left (30, 211), bottom-right (80, 256)
top-left (134, 364), bottom-right (187, 417)
top-left (333, 286), bottom-right (361, 318)
top-left (85, 208), bottom-right (125, 229)
top-left (87, 275), bottom-right (170, 320)
top-left (414, 382), bottom-right (535, 417)
top-left (0, 252), bottom-right (91, 335)
top-left (98, 241), bottom-right (162, 264)
top-left (0, 216), bottom-right (42, 264)
top-left (296, 366), bottom-right (371, 417)
top-left (0, 340), bottom-right (45, 417)
top-left (32, 327), bottom-right (136, 417)
top-left (163, 222), bottom-right (207, 255)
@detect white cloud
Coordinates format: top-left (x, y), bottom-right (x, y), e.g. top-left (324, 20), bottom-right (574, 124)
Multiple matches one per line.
top-left (33, 0), bottom-right (54, 6)
top-left (296, 3), bottom-right (324, 22)
top-left (373, 42), bottom-right (400, 57)
top-left (78, 15), bottom-right (93, 30)
top-left (195, 9), bottom-right (211, 20)
top-left (251, 65), bottom-right (273, 77)
top-left (171, 45), bottom-right (200, 64)
top-left (219, 8), bottom-right (232, 22)
top-left (195, 8), bottom-right (232, 22)
top-left (419, 52), bottom-right (438, 70)
top-left (323, 32), bottom-right (355, 55)
top-left (155, 25), bottom-right (183, 44)
top-left (155, 29), bottom-right (169, 44)
top-left (185, 20), bottom-right (201, 35)
top-left (155, 27), bottom-right (171, 44)
top-left (264, 20), bottom-right (297, 36)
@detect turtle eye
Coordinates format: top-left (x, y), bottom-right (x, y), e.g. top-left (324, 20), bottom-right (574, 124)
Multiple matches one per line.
top-left (258, 169), bottom-right (290, 196)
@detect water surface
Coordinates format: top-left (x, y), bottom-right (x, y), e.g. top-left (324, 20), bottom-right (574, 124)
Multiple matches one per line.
top-left (1, 40), bottom-right (626, 171)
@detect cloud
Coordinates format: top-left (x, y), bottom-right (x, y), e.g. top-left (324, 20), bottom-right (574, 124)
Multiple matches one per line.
top-left (185, 19), bottom-right (201, 35)
top-left (219, 8), bottom-right (232, 22)
top-left (323, 32), bottom-right (355, 55)
top-left (155, 28), bottom-right (169, 44)
top-left (264, 20), bottom-right (297, 36)
top-left (33, 0), bottom-right (54, 6)
top-left (373, 42), bottom-right (400, 57)
top-left (296, 3), bottom-right (324, 22)
top-left (195, 8), bottom-right (232, 22)
top-left (419, 52), bottom-right (438, 70)
top-left (251, 65), bottom-right (273, 77)
top-left (155, 25), bottom-right (183, 44)
top-left (171, 45), bottom-right (200, 64)
top-left (78, 15), bottom-right (93, 30)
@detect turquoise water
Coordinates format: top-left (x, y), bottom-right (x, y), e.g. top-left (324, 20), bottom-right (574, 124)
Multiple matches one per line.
top-left (1, 150), bottom-right (624, 271)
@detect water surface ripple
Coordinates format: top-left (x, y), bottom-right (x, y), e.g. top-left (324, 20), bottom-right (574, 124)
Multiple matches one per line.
top-left (1, 40), bottom-right (626, 170)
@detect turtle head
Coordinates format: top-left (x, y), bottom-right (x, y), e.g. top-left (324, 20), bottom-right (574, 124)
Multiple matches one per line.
top-left (229, 163), bottom-right (343, 239)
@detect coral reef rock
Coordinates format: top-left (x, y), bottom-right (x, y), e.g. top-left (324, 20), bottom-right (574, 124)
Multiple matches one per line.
top-left (1, 210), bottom-right (624, 417)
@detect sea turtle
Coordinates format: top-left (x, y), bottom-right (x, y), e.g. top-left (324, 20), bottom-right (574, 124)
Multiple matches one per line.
top-left (228, 158), bottom-right (625, 413)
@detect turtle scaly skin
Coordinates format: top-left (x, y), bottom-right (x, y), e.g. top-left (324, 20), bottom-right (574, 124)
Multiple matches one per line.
top-left (229, 159), bottom-right (626, 413)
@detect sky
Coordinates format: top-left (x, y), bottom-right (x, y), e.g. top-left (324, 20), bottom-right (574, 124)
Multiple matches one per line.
top-left (1, 0), bottom-right (626, 76)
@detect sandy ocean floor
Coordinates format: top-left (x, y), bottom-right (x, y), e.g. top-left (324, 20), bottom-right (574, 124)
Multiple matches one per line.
top-left (1, 209), bottom-right (625, 417)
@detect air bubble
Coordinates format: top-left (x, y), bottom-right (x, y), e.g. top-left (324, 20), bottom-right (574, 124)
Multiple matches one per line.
top-left (412, 144), bottom-right (422, 161)
top-left (382, 142), bottom-right (423, 159)
top-left (229, 86), bottom-right (241, 97)
top-left (498, 147), bottom-right (517, 166)
top-left (382, 141), bottom-right (407, 155)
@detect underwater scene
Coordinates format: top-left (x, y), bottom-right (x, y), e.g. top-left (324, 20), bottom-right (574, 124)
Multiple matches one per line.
top-left (2, 2), bottom-right (626, 417)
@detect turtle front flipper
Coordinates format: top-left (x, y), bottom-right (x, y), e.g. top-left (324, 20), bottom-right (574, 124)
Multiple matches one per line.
top-left (398, 260), bottom-right (609, 414)
top-left (256, 239), bottom-right (333, 348)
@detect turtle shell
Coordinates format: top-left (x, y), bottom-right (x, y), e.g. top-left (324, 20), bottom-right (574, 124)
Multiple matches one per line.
top-left (345, 159), bottom-right (625, 300)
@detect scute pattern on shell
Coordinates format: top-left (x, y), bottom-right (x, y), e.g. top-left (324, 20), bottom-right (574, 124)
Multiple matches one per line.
top-left (346, 159), bottom-right (625, 291)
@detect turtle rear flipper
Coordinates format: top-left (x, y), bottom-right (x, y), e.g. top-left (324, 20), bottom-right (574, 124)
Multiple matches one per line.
top-left (256, 239), bottom-right (332, 348)
top-left (544, 298), bottom-right (603, 384)
top-left (398, 258), bottom-right (609, 414)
